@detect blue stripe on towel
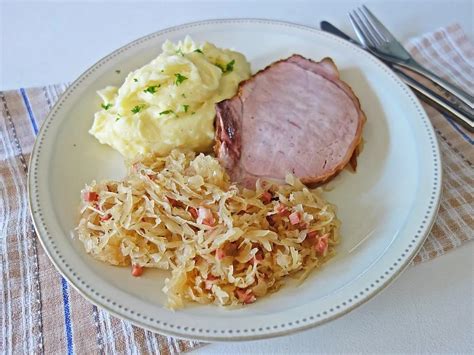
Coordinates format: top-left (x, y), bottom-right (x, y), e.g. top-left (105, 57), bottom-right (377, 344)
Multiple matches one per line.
top-left (61, 278), bottom-right (74, 355)
top-left (22, 87), bottom-right (74, 354)
top-left (443, 113), bottom-right (474, 145)
top-left (19, 88), bottom-right (39, 135)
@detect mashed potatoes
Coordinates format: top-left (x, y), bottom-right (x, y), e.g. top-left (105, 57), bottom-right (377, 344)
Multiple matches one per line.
top-left (89, 37), bottom-right (251, 158)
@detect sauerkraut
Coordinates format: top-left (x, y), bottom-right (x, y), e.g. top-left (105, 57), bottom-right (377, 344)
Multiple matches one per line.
top-left (77, 150), bottom-right (340, 309)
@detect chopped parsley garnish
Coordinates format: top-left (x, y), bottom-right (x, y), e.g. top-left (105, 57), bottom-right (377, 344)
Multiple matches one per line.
top-left (115, 69), bottom-right (121, 74)
top-left (182, 104), bottom-right (189, 113)
top-left (133, 78), bottom-right (138, 82)
top-left (176, 48), bottom-right (184, 56)
top-left (216, 59), bottom-right (235, 73)
top-left (131, 104), bottom-right (146, 114)
top-left (101, 103), bottom-right (112, 110)
top-left (181, 93), bottom-right (186, 98)
top-left (143, 85), bottom-right (160, 94)
top-left (115, 117), bottom-right (121, 121)
top-left (194, 49), bottom-right (203, 54)
top-left (174, 73), bottom-right (188, 86)
top-left (225, 59), bottom-right (235, 72)
top-left (191, 112), bottom-right (196, 115)
top-left (159, 110), bottom-right (174, 115)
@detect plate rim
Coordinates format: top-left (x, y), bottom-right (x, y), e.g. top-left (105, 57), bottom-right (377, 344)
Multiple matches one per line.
top-left (28, 18), bottom-right (442, 342)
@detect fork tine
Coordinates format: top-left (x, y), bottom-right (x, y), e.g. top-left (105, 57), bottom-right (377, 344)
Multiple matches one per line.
top-left (348, 12), bottom-right (371, 47)
top-left (349, 11), bottom-right (377, 48)
top-left (356, 8), bottom-right (385, 46)
top-left (361, 5), bottom-right (397, 42)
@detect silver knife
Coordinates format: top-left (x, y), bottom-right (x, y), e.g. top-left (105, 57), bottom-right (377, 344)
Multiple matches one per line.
top-left (320, 21), bottom-right (474, 132)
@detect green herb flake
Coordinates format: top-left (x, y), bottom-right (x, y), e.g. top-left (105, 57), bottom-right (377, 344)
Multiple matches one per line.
top-left (133, 78), bottom-right (138, 82)
top-left (225, 59), bottom-right (235, 73)
top-left (115, 69), bottom-right (121, 74)
top-left (144, 85), bottom-right (160, 94)
top-left (159, 110), bottom-right (174, 115)
top-left (101, 103), bottom-right (112, 110)
top-left (174, 73), bottom-right (188, 86)
top-left (216, 59), bottom-right (236, 74)
top-left (191, 112), bottom-right (196, 115)
top-left (194, 49), bottom-right (203, 54)
top-left (131, 104), bottom-right (146, 114)
top-left (115, 117), bottom-right (121, 121)
top-left (176, 48), bottom-right (184, 56)
top-left (182, 104), bottom-right (189, 113)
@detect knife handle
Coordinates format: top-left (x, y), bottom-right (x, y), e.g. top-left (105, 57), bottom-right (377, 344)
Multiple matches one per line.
top-left (396, 60), bottom-right (474, 110)
top-left (397, 69), bottom-right (474, 132)
top-left (320, 21), bottom-right (357, 43)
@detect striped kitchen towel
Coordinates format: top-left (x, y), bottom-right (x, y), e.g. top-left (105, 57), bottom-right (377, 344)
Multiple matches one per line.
top-left (0, 24), bottom-right (472, 354)
top-left (404, 23), bottom-right (473, 262)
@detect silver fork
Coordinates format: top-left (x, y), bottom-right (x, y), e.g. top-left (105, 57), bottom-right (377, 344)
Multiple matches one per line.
top-left (349, 5), bottom-right (474, 109)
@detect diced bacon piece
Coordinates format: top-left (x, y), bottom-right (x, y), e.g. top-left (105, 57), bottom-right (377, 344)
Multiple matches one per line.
top-left (197, 207), bottom-right (215, 226)
top-left (215, 242), bottom-right (238, 260)
top-left (253, 250), bottom-right (264, 264)
top-left (202, 218), bottom-right (215, 227)
top-left (215, 248), bottom-right (226, 260)
top-left (131, 265), bottom-right (143, 277)
top-left (315, 233), bottom-right (329, 255)
top-left (275, 203), bottom-right (290, 217)
top-left (167, 197), bottom-right (182, 207)
top-left (266, 214), bottom-right (276, 226)
top-left (289, 211), bottom-right (301, 225)
top-left (235, 288), bottom-right (256, 304)
top-left (100, 213), bottom-right (111, 221)
top-left (147, 174), bottom-right (155, 180)
top-left (188, 207), bottom-right (198, 219)
top-left (275, 203), bottom-right (285, 213)
top-left (246, 295), bottom-right (256, 304)
top-left (83, 191), bottom-right (98, 202)
top-left (235, 288), bottom-right (247, 300)
top-left (260, 191), bottom-right (273, 204)
top-left (204, 274), bottom-right (219, 290)
top-left (224, 242), bottom-right (238, 256)
top-left (306, 230), bottom-right (319, 241)
top-left (198, 207), bottom-right (213, 220)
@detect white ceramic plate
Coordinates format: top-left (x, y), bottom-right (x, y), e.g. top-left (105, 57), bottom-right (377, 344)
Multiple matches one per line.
top-left (29, 19), bottom-right (442, 341)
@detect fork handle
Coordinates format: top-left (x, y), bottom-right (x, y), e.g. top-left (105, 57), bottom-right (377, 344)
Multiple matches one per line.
top-left (396, 60), bottom-right (474, 109)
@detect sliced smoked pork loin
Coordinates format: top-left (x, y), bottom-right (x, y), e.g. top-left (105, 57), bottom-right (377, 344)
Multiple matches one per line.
top-left (214, 54), bottom-right (366, 187)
